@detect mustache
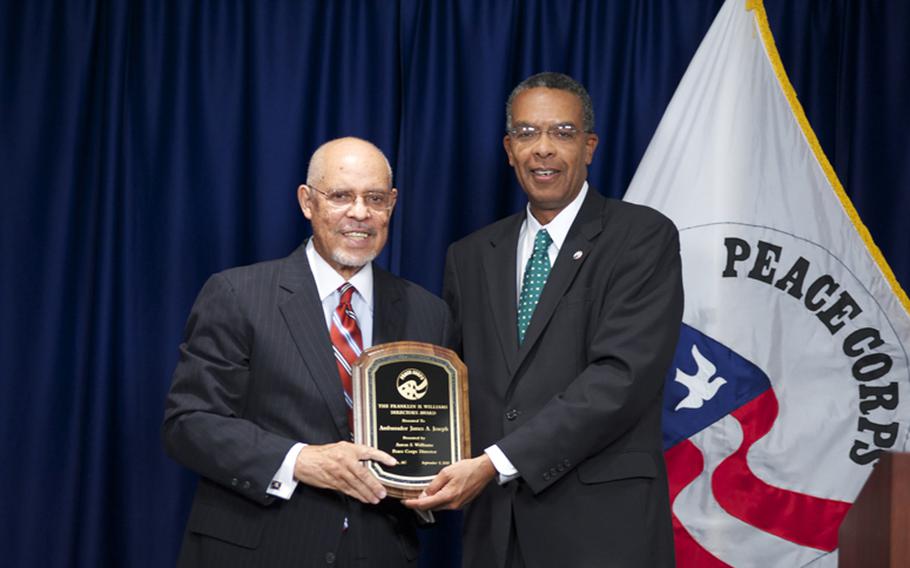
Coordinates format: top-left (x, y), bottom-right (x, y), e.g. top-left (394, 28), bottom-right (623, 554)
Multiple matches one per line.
top-left (338, 225), bottom-right (377, 235)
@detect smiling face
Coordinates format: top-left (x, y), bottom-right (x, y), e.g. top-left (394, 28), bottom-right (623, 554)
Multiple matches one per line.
top-left (298, 139), bottom-right (397, 280)
top-left (504, 88), bottom-right (599, 224)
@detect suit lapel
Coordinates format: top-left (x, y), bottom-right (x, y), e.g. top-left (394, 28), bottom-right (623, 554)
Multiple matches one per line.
top-left (278, 243), bottom-right (349, 439)
top-left (514, 191), bottom-right (607, 373)
top-left (482, 213), bottom-right (524, 378)
top-left (372, 266), bottom-right (403, 345)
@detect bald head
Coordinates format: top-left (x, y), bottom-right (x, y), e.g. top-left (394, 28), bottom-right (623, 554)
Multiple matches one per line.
top-left (306, 137), bottom-right (393, 189)
top-left (298, 137), bottom-right (398, 280)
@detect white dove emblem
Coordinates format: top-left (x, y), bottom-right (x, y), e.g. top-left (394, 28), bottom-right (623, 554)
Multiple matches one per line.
top-left (674, 344), bottom-right (727, 411)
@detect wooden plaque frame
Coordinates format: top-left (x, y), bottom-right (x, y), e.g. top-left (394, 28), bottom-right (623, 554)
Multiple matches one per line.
top-left (352, 341), bottom-right (470, 499)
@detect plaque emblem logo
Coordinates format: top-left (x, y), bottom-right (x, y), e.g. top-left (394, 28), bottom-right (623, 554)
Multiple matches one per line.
top-left (396, 368), bottom-right (429, 400)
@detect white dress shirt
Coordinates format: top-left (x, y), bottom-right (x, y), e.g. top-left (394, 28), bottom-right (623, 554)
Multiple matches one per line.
top-left (266, 239), bottom-right (375, 499)
top-left (485, 182), bottom-right (589, 483)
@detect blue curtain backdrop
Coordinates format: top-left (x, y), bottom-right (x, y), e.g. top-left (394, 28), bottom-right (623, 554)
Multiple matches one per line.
top-left (1, 1), bottom-right (908, 566)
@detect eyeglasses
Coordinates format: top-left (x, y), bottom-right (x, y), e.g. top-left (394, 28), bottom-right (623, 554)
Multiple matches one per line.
top-left (308, 185), bottom-right (395, 212)
top-left (507, 124), bottom-right (587, 144)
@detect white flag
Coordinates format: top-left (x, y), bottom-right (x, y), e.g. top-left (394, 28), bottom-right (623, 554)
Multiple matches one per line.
top-left (624, 0), bottom-right (910, 566)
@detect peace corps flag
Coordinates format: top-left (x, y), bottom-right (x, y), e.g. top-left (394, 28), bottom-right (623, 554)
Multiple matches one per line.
top-left (623, 0), bottom-right (910, 566)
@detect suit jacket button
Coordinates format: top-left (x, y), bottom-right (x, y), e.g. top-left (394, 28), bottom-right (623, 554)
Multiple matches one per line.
top-left (563, 459), bottom-right (570, 467)
top-left (325, 552), bottom-right (336, 564)
top-left (556, 465), bottom-right (565, 472)
top-left (542, 472), bottom-right (551, 481)
top-left (242, 480), bottom-right (251, 490)
top-left (505, 409), bottom-right (520, 421)
top-left (230, 478), bottom-right (238, 487)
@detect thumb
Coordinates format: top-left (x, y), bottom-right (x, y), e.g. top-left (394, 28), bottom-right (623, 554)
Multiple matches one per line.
top-left (361, 447), bottom-right (398, 467)
top-left (424, 468), bottom-right (451, 496)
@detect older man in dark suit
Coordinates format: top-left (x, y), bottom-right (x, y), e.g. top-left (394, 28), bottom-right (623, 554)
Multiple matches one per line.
top-left (405, 73), bottom-right (683, 567)
top-left (163, 137), bottom-right (450, 567)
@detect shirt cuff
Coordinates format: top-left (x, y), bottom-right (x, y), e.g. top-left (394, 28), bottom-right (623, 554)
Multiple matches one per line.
top-left (485, 444), bottom-right (520, 485)
top-left (267, 442), bottom-right (306, 500)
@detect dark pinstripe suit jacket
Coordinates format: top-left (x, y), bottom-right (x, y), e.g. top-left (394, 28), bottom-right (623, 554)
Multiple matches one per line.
top-left (163, 242), bottom-right (451, 567)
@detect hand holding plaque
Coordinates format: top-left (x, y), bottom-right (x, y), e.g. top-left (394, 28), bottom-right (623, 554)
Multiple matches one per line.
top-left (352, 341), bottom-right (470, 499)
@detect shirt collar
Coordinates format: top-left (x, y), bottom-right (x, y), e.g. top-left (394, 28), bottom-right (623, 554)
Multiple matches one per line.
top-left (305, 239), bottom-right (374, 308)
top-left (524, 181), bottom-right (588, 250)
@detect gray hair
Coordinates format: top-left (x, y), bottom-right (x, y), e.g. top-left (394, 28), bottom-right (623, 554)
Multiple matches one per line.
top-left (505, 72), bottom-right (595, 132)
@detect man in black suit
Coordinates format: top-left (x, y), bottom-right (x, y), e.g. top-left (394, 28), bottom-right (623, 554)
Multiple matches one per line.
top-left (163, 137), bottom-right (450, 567)
top-left (404, 73), bottom-right (683, 567)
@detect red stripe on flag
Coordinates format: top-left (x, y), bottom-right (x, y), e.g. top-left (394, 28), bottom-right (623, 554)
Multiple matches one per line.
top-left (711, 389), bottom-right (852, 551)
top-left (665, 440), bottom-right (731, 567)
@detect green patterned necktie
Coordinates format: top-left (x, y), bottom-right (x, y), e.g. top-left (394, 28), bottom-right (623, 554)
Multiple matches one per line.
top-left (517, 228), bottom-right (553, 344)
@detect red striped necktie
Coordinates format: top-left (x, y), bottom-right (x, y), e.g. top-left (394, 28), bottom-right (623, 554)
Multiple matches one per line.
top-left (330, 283), bottom-right (363, 435)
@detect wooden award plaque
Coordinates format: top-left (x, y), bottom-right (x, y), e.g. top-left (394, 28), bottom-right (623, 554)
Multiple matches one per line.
top-left (352, 341), bottom-right (470, 499)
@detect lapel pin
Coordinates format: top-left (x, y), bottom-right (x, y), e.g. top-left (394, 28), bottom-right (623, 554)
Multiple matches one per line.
top-left (572, 250), bottom-right (583, 260)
